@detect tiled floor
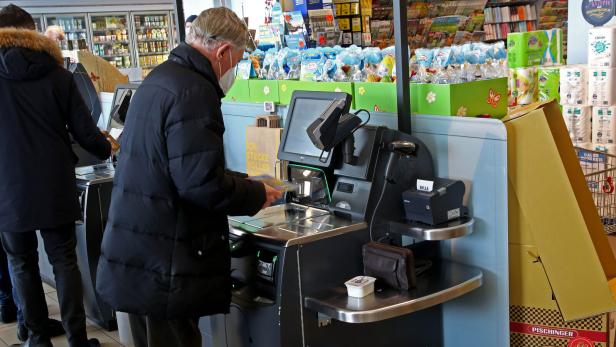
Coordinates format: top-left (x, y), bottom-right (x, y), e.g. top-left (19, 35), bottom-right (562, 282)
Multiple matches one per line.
top-left (0, 283), bottom-right (124, 347)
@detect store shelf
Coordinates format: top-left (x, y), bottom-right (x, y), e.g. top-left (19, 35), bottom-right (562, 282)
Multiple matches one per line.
top-left (93, 40), bottom-right (130, 45)
top-left (140, 64), bottom-right (159, 69)
top-left (304, 261), bottom-right (483, 324)
top-left (92, 28), bottom-right (127, 33)
top-left (484, 19), bottom-right (537, 24)
top-left (388, 217), bottom-right (474, 241)
top-left (135, 26), bottom-right (168, 30)
top-left (485, 1), bottom-right (535, 7)
top-left (138, 51), bottom-right (169, 56)
top-left (98, 54), bottom-right (130, 59)
top-left (63, 29), bottom-right (87, 33)
top-left (138, 38), bottom-right (169, 42)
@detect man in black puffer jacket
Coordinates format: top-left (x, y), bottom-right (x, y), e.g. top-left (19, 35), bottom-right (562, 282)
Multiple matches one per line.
top-left (0, 4), bottom-right (114, 347)
top-left (96, 7), bottom-right (281, 347)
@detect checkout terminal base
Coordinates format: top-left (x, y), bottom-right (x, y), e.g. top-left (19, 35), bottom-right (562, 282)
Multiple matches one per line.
top-left (388, 217), bottom-right (475, 241)
top-left (304, 261), bottom-right (483, 324)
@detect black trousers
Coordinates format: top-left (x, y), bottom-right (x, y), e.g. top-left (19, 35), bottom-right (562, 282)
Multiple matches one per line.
top-left (128, 314), bottom-right (201, 347)
top-left (0, 224), bottom-right (89, 347)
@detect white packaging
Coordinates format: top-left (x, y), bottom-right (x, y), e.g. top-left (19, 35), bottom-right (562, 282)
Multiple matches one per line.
top-left (588, 68), bottom-right (616, 106)
top-left (345, 276), bottom-right (376, 298)
top-left (563, 105), bottom-right (592, 144)
top-left (589, 26), bottom-right (616, 68)
top-left (560, 65), bottom-right (588, 105)
top-left (592, 106), bottom-right (616, 145)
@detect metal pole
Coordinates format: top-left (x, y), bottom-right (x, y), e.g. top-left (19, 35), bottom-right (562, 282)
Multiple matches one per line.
top-left (175, 0), bottom-right (186, 42)
top-left (393, 0), bottom-right (411, 134)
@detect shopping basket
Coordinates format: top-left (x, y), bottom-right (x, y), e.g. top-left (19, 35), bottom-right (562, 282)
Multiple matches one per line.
top-left (575, 147), bottom-right (616, 234)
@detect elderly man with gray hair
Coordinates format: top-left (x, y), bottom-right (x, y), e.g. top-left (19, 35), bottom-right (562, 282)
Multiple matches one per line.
top-left (95, 7), bottom-right (282, 347)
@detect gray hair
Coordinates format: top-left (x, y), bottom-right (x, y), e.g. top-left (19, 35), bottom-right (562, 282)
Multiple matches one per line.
top-left (186, 7), bottom-right (247, 50)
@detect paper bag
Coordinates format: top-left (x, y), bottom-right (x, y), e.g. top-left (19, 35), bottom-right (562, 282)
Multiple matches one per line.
top-left (246, 126), bottom-right (283, 178)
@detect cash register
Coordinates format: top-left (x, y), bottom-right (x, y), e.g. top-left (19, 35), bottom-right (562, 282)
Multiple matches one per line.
top-left (216, 91), bottom-right (482, 347)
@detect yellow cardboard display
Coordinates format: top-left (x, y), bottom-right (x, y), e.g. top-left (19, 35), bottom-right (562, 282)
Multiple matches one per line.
top-left (505, 100), bottom-right (616, 321)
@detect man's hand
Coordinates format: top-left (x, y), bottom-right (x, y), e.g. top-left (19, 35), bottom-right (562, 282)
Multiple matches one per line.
top-left (263, 184), bottom-right (283, 209)
top-left (101, 130), bottom-right (120, 154)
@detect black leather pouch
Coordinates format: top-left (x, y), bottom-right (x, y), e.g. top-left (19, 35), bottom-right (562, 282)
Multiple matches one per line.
top-left (362, 242), bottom-right (416, 290)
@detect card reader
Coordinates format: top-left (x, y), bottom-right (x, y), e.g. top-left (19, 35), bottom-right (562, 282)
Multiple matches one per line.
top-left (402, 178), bottom-right (467, 226)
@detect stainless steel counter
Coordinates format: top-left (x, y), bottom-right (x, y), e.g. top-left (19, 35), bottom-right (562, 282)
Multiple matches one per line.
top-left (229, 203), bottom-right (366, 246)
top-left (388, 217), bottom-right (475, 241)
top-left (304, 261), bottom-right (483, 324)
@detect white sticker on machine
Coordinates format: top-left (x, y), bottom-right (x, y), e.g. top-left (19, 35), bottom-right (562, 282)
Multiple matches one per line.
top-left (447, 208), bottom-right (461, 220)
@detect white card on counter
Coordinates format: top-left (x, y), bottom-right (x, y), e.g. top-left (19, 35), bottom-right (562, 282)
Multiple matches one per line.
top-left (109, 128), bottom-right (123, 140)
top-left (417, 179), bottom-right (434, 192)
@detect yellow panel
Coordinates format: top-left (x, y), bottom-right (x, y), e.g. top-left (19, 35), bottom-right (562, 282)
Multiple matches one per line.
top-left (505, 102), bottom-right (616, 321)
top-left (509, 244), bottom-right (559, 310)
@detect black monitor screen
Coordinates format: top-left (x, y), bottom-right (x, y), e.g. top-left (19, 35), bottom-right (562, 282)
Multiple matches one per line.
top-left (282, 98), bottom-right (335, 158)
top-left (278, 91), bottom-right (352, 167)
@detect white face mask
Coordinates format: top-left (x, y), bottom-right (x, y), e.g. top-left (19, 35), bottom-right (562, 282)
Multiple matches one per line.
top-left (218, 53), bottom-right (236, 94)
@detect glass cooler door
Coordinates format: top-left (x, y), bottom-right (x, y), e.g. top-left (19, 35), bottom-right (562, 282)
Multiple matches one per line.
top-left (132, 12), bottom-right (172, 77)
top-left (45, 14), bottom-right (89, 50)
top-left (32, 15), bottom-right (44, 33)
top-left (90, 13), bottom-right (133, 69)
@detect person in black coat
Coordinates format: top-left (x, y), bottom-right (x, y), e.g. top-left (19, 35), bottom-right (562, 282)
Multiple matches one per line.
top-left (0, 5), bottom-right (114, 347)
top-left (96, 7), bottom-right (281, 347)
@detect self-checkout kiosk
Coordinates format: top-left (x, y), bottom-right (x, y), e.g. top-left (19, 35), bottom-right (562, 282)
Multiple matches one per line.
top-left (215, 91), bottom-right (482, 347)
top-left (37, 82), bottom-right (139, 331)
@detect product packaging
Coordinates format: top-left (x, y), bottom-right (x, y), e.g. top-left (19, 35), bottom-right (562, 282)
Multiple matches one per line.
top-left (588, 68), bottom-right (616, 106)
top-left (512, 67), bottom-right (539, 106)
top-left (562, 105), bottom-right (592, 144)
top-left (538, 66), bottom-right (560, 103)
top-left (507, 29), bottom-right (563, 68)
top-left (589, 26), bottom-right (616, 68)
top-left (560, 65), bottom-right (588, 106)
top-left (592, 106), bottom-right (616, 146)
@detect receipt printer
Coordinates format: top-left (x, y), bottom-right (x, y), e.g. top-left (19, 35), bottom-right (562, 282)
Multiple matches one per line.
top-left (402, 178), bottom-right (467, 226)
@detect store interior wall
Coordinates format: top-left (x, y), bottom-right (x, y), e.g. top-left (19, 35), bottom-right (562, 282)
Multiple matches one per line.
top-left (567, 0), bottom-right (616, 64)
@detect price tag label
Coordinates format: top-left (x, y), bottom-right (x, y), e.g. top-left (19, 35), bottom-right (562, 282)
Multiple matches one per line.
top-left (417, 179), bottom-right (434, 192)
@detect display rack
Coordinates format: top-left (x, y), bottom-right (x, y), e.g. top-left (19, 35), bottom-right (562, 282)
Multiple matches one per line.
top-left (333, 0), bottom-right (364, 46)
top-left (483, 0), bottom-right (537, 40)
top-left (132, 12), bottom-right (172, 76)
top-left (46, 14), bottom-right (90, 50)
top-left (90, 14), bottom-right (133, 69)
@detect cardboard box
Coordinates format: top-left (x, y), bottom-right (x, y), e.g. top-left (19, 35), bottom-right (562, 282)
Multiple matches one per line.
top-left (278, 81), bottom-right (354, 105)
top-left (74, 51), bottom-right (129, 93)
top-left (410, 78), bottom-right (508, 118)
top-left (505, 101), bottom-right (616, 325)
top-left (249, 80), bottom-right (280, 104)
top-left (507, 29), bottom-right (563, 68)
top-left (223, 79), bottom-right (251, 103)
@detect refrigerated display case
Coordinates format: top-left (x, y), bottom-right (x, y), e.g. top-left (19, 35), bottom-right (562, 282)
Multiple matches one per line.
top-left (90, 14), bottom-right (133, 69)
top-left (46, 14), bottom-right (89, 50)
top-left (132, 12), bottom-right (172, 76)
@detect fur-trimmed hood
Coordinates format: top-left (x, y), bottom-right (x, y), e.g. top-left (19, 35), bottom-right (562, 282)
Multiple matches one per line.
top-left (0, 28), bottom-right (63, 81)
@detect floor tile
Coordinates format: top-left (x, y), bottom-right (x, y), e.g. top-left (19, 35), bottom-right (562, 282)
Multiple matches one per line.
top-left (42, 283), bottom-right (56, 294)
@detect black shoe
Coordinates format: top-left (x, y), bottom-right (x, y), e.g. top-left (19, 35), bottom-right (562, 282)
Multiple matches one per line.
top-left (45, 319), bottom-right (64, 338)
top-left (16, 323), bottom-right (27, 342)
top-left (9, 335), bottom-right (53, 347)
top-left (0, 300), bottom-right (17, 324)
top-left (88, 338), bottom-right (100, 347)
top-left (17, 318), bottom-right (65, 342)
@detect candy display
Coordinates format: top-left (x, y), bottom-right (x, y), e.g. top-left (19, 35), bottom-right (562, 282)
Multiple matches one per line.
top-left (237, 41), bottom-right (508, 87)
